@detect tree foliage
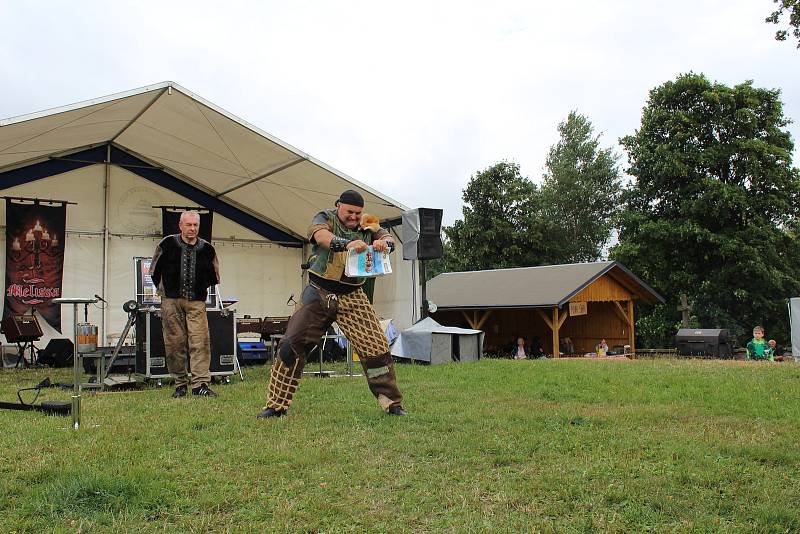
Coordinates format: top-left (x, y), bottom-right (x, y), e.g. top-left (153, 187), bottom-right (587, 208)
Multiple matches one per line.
top-left (612, 73), bottom-right (800, 346)
top-left (428, 113), bottom-right (621, 278)
top-left (430, 161), bottom-right (546, 275)
top-left (540, 111), bottom-right (621, 263)
top-left (766, 0), bottom-right (800, 48)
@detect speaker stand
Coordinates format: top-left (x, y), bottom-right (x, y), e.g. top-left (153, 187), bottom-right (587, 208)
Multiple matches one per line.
top-left (420, 260), bottom-right (429, 320)
top-left (14, 341), bottom-right (37, 368)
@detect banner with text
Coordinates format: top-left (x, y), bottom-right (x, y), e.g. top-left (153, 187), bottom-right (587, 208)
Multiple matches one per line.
top-left (4, 200), bottom-right (67, 331)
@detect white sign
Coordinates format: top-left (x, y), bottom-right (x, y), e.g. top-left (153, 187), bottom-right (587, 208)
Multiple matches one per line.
top-left (569, 301), bottom-right (587, 316)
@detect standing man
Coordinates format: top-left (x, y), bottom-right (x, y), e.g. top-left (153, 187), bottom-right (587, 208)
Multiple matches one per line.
top-left (258, 190), bottom-right (406, 418)
top-left (150, 210), bottom-right (220, 398)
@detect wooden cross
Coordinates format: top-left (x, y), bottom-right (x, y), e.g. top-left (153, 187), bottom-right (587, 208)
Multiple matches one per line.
top-left (677, 293), bottom-right (692, 328)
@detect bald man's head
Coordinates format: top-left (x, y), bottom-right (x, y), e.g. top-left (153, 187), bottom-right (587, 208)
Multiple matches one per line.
top-left (179, 210), bottom-right (200, 244)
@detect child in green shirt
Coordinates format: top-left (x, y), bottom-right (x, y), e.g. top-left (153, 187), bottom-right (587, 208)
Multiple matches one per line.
top-left (746, 325), bottom-right (774, 361)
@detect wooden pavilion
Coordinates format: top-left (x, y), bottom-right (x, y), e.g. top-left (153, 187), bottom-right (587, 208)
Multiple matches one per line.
top-left (426, 261), bottom-right (664, 357)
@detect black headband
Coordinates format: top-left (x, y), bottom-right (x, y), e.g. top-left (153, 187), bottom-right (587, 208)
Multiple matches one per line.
top-left (336, 189), bottom-right (364, 207)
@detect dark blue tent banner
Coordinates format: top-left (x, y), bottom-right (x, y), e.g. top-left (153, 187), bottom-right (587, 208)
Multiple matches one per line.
top-left (4, 200), bottom-right (67, 331)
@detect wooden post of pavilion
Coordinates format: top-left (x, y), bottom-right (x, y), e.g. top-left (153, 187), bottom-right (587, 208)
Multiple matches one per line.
top-left (627, 299), bottom-right (636, 357)
top-left (462, 309), bottom-right (492, 331)
top-left (552, 306), bottom-right (560, 358)
top-left (536, 306), bottom-right (568, 357)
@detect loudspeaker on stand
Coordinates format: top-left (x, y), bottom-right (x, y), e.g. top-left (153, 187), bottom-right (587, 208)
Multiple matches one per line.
top-left (401, 208), bottom-right (443, 260)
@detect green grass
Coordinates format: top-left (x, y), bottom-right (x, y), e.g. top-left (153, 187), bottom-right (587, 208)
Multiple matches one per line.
top-left (0, 358), bottom-right (798, 533)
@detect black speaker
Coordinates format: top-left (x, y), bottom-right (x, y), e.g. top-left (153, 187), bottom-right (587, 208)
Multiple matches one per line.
top-left (2, 314), bottom-right (43, 342)
top-left (38, 339), bottom-right (74, 368)
top-left (402, 208), bottom-right (443, 260)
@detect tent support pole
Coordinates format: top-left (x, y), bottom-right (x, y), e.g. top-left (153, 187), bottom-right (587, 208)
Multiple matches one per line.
top-left (101, 144), bottom-right (111, 345)
top-left (411, 260), bottom-right (418, 324)
top-left (301, 242), bottom-right (309, 288)
top-left (420, 260), bottom-right (429, 319)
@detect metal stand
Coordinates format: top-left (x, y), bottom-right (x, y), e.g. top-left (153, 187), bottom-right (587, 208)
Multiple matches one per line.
top-left (82, 301), bottom-right (138, 390)
top-left (52, 297), bottom-right (97, 430)
top-left (304, 334), bottom-right (340, 377)
top-left (102, 307), bottom-right (137, 381)
top-left (271, 332), bottom-right (359, 378)
top-left (344, 343), bottom-right (363, 377)
top-left (14, 341), bottom-right (37, 367)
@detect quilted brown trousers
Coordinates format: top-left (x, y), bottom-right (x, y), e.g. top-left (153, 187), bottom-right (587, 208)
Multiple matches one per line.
top-left (265, 285), bottom-right (403, 413)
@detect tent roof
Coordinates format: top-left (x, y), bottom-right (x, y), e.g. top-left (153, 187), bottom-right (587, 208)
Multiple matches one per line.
top-left (405, 316), bottom-right (483, 334)
top-left (427, 261), bottom-right (664, 310)
top-left (0, 82), bottom-right (407, 244)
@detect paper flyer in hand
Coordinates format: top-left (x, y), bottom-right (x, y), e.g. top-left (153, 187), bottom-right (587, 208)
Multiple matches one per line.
top-left (345, 246), bottom-right (392, 277)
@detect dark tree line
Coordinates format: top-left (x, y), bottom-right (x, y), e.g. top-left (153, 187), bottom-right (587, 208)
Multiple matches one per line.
top-left (612, 73), bottom-right (800, 345)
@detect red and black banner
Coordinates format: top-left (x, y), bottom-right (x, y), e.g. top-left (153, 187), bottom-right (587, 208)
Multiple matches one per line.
top-left (4, 200), bottom-right (66, 332)
top-left (161, 207), bottom-right (213, 242)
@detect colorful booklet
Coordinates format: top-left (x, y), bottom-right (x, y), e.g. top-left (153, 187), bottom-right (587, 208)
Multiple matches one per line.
top-left (345, 246), bottom-right (392, 277)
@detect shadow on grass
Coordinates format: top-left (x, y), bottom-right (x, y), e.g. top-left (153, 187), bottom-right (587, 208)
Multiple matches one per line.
top-left (23, 471), bottom-right (182, 524)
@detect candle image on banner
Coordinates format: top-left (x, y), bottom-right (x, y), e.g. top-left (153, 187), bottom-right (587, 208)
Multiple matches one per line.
top-left (3, 200), bottom-right (67, 332)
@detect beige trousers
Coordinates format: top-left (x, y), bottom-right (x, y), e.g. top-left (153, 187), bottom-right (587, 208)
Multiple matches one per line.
top-left (160, 297), bottom-right (212, 388)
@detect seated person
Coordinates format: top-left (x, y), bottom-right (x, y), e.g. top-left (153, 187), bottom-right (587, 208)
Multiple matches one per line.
top-left (512, 337), bottom-right (530, 360)
top-left (530, 336), bottom-right (545, 358)
top-left (768, 339), bottom-right (785, 361)
top-left (746, 326), bottom-right (774, 361)
top-left (595, 338), bottom-right (609, 356)
top-left (561, 337), bottom-right (575, 355)
top-left (502, 337), bottom-right (517, 356)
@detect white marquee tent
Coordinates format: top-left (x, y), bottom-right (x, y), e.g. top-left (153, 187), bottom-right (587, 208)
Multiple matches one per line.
top-left (0, 82), bottom-right (418, 345)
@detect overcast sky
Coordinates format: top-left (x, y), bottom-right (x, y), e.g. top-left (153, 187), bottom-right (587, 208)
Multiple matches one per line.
top-left (1, 0), bottom-right (797, 226)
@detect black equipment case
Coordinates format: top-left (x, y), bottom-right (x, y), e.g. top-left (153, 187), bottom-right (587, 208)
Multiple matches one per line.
top-left (136, 309), bottom-right (236, 380)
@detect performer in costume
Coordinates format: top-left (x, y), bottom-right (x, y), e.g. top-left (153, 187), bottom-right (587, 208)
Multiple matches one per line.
top-left (258, 190), bottom-right (406, 418)
top-left (150, 210), bottom-right (220, 398)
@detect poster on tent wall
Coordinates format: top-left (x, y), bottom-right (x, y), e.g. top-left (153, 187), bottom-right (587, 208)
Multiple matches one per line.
top-left (161, 207), bottom-right (213, 242)
top-left (3, 200), bottom-right (67, 332)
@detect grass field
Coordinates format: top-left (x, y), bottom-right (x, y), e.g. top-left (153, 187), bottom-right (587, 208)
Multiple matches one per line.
top-left (0, 358), bottom-right (798, 533)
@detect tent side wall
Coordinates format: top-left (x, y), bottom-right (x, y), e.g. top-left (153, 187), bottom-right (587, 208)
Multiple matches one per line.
top-left (372, 225), bottom-right (415, 331)
top-left (430, 333), bottom-right (453, 365)
top-left (457, 333), bottom-right (482, 362)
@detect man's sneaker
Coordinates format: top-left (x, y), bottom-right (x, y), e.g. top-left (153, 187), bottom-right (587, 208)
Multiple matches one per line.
top-left (172, 385), bottom-right (188, 398)
top-left (387, 405), bottom-right (407, 416)
top-left (191, 384), bottom-right (217, 397)
top-left (257, 407), bottom-right (286, 419)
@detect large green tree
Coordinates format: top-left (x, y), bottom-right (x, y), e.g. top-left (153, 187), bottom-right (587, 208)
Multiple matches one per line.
top-left (540, 111), bottom-right (621, 263)
top-left (766, 0), bottom-right (800, 48)
top-left (429, 161), bottom-right (549, 275)
top-left (612, 73), bottom-right (800, 346)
